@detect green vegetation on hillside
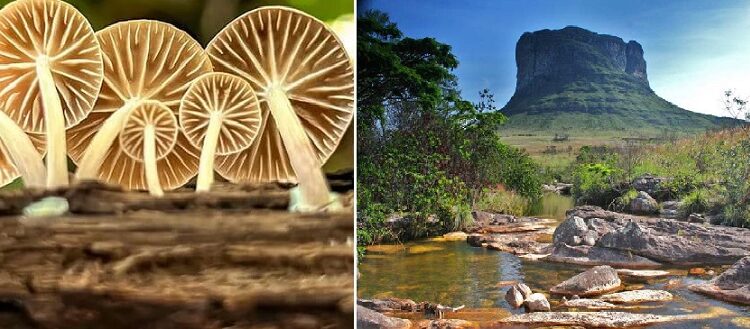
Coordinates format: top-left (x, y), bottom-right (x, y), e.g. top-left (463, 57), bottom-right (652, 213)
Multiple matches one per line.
top-left (568, 127), bottom-right (750, 227)
top-left (357, 11), bottom-right (542, 252)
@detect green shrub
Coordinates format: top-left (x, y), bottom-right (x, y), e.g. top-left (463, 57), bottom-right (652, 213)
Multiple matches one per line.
top-left (679, 188), bottom-right (711, 216)
top-left (611, 188), bottom-right (638, 212)
top-left (474, 188), bottom-right (531, 216)
top-left (572, 162), bottom-right (622, 207)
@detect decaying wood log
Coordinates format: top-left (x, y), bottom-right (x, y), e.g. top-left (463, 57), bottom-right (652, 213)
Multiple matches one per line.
top-left (0, 183), bottom-right (354, 329)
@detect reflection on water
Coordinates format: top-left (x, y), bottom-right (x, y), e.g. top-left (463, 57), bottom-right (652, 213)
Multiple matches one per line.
top-left (359, 242), bottom-right (750, 327)
top-left (527, 192), bottom-right (576, 222)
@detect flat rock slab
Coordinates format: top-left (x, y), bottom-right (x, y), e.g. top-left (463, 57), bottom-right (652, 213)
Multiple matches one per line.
top-left (561, 299), bottom-right (619, 310)
top-left (357, 306), bottom-right (411, 329)
top-left (492, 311), bottom-right (694, 328)
top-left (546, 244), bottom-right (661, 269)
top-left (416, 319), bottom-right (478, 329)
top-left (616, 269), bottom-right (671, 279)
top-left (689, 256), bottom-right (750, 305)
top-left (550, 265), bottom-right (622, 297)
top-left (0, 185), bottom-right (354, 329)
top-left (598, 290), bottom-right (673, 304)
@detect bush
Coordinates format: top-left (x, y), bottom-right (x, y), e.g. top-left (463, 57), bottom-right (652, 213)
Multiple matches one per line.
top-left (474, 188), bottom-right (531, 216)
top-left (679, 188), bottom-right (712, 216)
top-left (611, 188), bottom-right (638, 212)
top-left (572, 162), bottom-right (622, 207)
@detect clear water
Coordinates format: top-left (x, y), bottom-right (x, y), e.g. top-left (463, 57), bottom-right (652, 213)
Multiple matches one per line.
top-left (358, 195), bottom-right (750, 328)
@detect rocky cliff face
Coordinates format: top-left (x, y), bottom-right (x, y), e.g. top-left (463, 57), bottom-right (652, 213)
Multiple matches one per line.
top-left (515, 26), bottom-right (647, 97)
top-left (501, 26), bottom-right (738, 133)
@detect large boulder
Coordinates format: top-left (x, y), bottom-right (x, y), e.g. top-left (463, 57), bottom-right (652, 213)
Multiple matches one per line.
top-left (631, 174), bottom-right (670, 198)
top-left (550, 265), bottom-right (621, 297)
top-left (357, 306), bottom-right (411, 329)
top-left (689, 256), bottom-right (750, 305)
top-left (554, 207), bottom-right (750, 266)
top-left (597, 221), bottom-right (750, 265)
top-left (553, 216), bottom-right (588, 246)
top-left (546, 244), bottom-right (661, 268)
top-left (630, 191), bottom-right (658, 215)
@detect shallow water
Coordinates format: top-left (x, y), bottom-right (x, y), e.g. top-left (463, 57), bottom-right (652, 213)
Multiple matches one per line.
top-left (358, 195), bottom-right (750, 328)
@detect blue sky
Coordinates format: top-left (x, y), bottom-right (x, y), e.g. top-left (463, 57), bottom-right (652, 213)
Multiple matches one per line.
top-left (359, 0), bottom-right (750, 117)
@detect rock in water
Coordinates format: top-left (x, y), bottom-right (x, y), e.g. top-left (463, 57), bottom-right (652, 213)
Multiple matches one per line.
top-left (22, 197), bottom-right (69, 218)
top-left (562, 299), bottom-right (618, 310)
top-left (517, 283), bottom-right (533, 299)
top-left (524, 293), bottom-right (551, 312)
top-left (616, 269), bottom-right (671, 279)
top-left (690, 256), bottom-right (750, 305)
top-left (598, 290), bottom-right (673, 304)
top-left (550, 265), bottom-right (621, 297)
top-left (505, 285), bottom-right (525, 308)
top-left (416, 319), bottom-right (478, 329)
top-left (553, 216), bottom-right (589, 246)
top-left (630, 191), bottom-right (658, 214)
top-left (495, 311), bottom-right (691, 327)
top-left (357, 306), bottom-right (411, 329)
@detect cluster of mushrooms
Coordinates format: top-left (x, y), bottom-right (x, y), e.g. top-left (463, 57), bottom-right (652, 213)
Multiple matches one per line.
top-left (0, 0), bottom-right (354, 211)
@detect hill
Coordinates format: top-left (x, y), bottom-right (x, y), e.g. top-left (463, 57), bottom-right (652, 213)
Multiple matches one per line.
top-left (500, 26), bottom-right (740, 135)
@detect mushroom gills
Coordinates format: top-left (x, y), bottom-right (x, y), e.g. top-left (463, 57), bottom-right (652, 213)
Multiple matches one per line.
top-left (0, 111), bottom-right (46, 188)
top-left (266, 87), bottom-right (332, 211)
top-left (36, 55), bottom-right (68, 188)
top-left (75, 100), bottom-right (141, 180)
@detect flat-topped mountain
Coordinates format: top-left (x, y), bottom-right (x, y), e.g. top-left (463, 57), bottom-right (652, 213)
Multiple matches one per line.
top-left (501, 26), bottom-right (739, 134)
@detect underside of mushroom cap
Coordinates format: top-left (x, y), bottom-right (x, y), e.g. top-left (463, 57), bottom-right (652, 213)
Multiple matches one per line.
top-left (179, 72), bottom-right (262, 156)
top-left (0, 0), bottom-right (103, 133)
top-left (66, 20), bottom-right (212, 191)
top-left (120, 101), bottom-right (178, 162)
top-left (207, 6), bottom-right (354, 184)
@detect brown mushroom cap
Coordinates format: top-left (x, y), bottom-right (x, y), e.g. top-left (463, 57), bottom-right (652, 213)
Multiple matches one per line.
top-left (0, 0), bottom-right (103, 133)
top-left (120, 101), bottom-right (178, 162)
top-left (67, 20), bottom-right (212, 191)
top-left (207, 6), bottom-right (354, 184)
top-left (179, 72), bottom-right (261, 156)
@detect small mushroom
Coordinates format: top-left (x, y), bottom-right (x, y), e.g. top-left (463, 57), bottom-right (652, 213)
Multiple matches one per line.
top-left (119, 101), bottom-right (178, 196)
top-left (0, 0), bottom-right (104, 188)
top-left (67, 20), bottom-right (211, 190)
top-left (207, 7), bottom-right (354, 210)
top-left (179, 72), bottom-right (262, 192)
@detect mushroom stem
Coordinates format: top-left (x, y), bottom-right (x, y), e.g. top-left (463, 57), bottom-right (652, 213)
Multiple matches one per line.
top-left (266, 87), bottom-right (330, 209)
top-left (36, 56), bottom-right (68, 188)
top-left (196, 112), bottom-right (222, 192)
top-left (75, 100), bottom-right (140, 180)
top-left (0, 111), bottom-right (46, 188)
top-left (143, 125), bottom-right (163, 197)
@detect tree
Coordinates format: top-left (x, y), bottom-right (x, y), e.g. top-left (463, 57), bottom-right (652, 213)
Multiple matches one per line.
top-left (723, 89), bottom-right (748, 121)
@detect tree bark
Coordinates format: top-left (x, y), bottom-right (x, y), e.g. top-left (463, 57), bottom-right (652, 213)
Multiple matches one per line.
top-left (0, 182), bottom-right (354, 329)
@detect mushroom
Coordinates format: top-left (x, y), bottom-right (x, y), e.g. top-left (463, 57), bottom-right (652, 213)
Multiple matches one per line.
top-left (0, 133), bottom-right (45, 188)
top-left (67, 20), bottom-right (211, 190)
top-left (179, 72), bottom-right (262, 192)
top-left (207, 7), bottom-right (354, 210)
top-left (119, 101), bottom-right (177, 196)
top-left (0, 0), bottom-right (104, 188)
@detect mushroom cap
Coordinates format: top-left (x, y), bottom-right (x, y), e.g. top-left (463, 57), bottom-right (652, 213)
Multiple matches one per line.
top-left (66, 20), bottom-right (212, 191)
top-left (206, 6), bottom-right (354, 184)
top-left (120, 101), bottom-right (178, 162)
top-left (0, 0), bottom-right (103, 133)
top-left (179, 72), bottom-right (261, 156)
